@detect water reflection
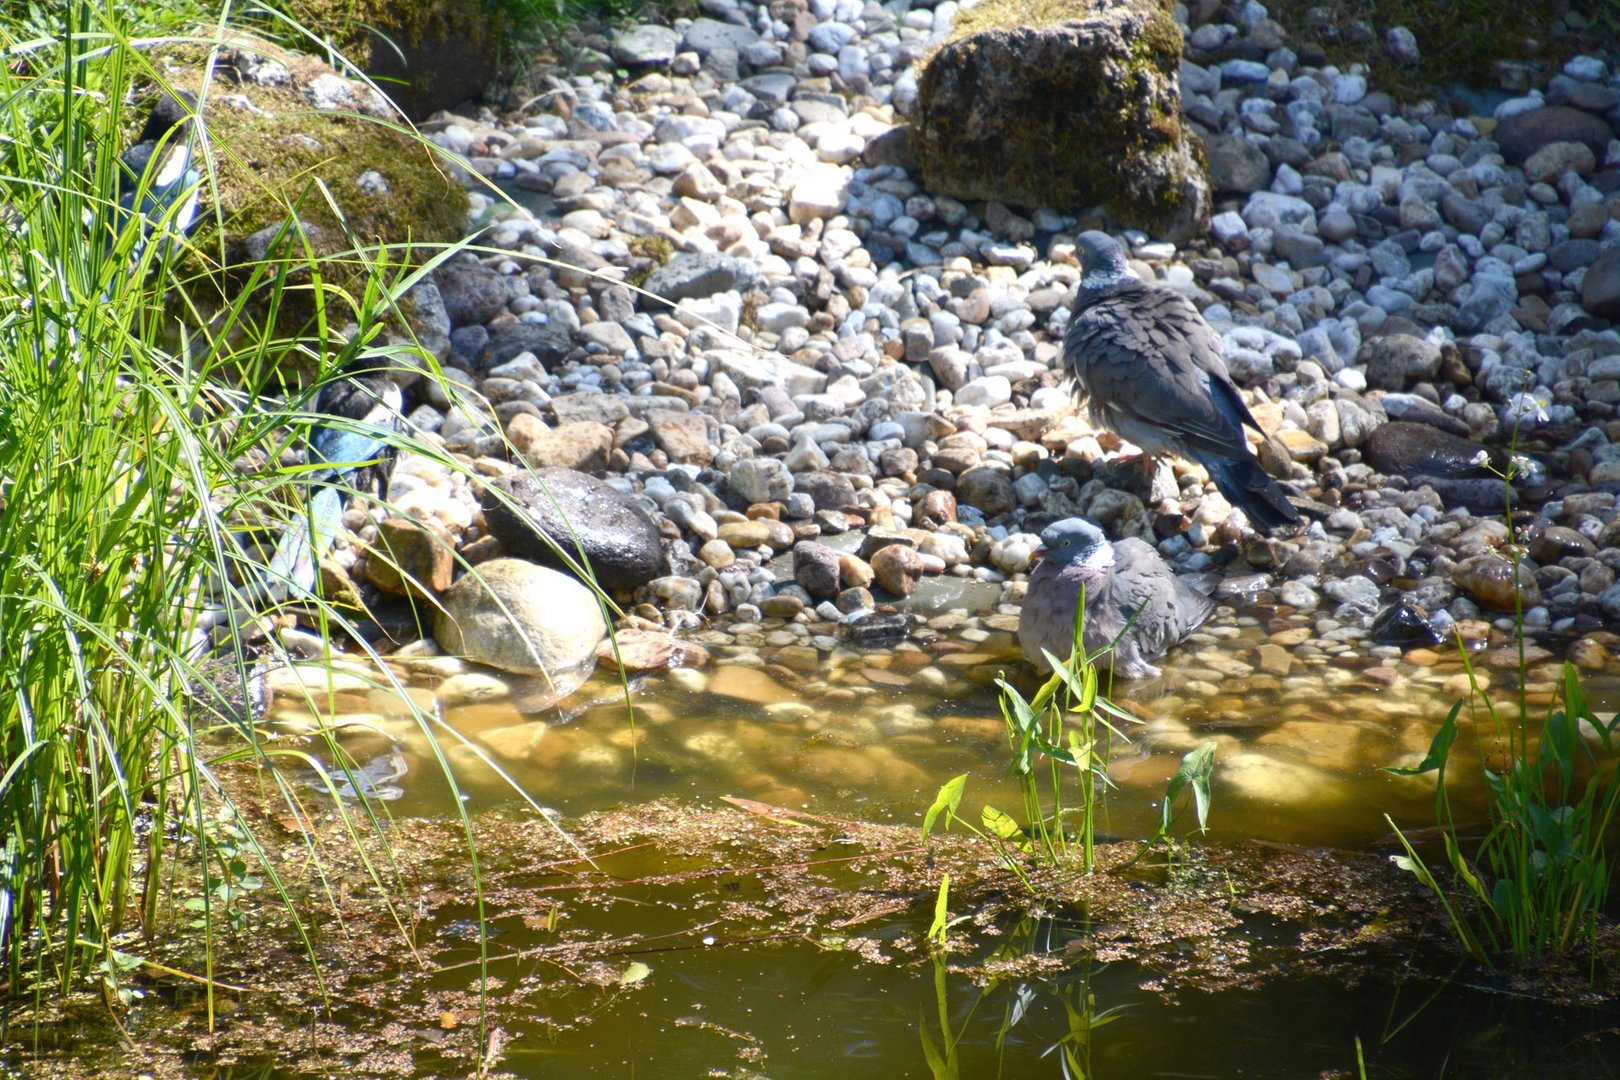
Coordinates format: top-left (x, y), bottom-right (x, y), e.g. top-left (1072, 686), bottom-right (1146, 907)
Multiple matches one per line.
top-left (258, 609), bottom-right (1614, 852)
top-left (923, 915), bottom-right (1120, 1080)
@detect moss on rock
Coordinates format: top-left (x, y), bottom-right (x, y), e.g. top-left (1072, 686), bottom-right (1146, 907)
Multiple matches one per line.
top-left (912, 0), bottom-right (1210, 243)
top-left (148, 37), bottom-right (467, 379)
top-left (282, 0), bottom-right (509, 118)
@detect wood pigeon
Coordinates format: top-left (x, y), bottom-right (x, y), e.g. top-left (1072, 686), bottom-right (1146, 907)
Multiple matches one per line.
top-left (1062, 231), bottom-right (1301, 531)
top-left (1019, 517), bottom-right (1216, 679)
top-left (111, 89), bottom-right (205, 266)
top-left (266, 363), bottom-right (403, 600)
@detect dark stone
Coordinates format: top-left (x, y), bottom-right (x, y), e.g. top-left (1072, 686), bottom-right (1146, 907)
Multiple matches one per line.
top-left (1550, 238), bottom-right (1603, 274)
top-left (1370, 599), bottom-right (1443, 646)
top-left (795, 470), bottom-right (859, 511)
top-left (1495, 105), bottom-right (1614, 165)
top-left (955, 466), bottom-right (1016, 517)
top-left (1363, 421), bottom-right (1491, 479)
top-left (840, 610), bottom-right (913, 644)
top-left (1441, 191), bottom-right (1491, 235)
top-left (862, 126), bottom-right (916, 169)
top-left (1581, 248), bottom-right (1620, 320)
top-left (1360, 333), bottom-right (1442, 390)
top-left (479, 322), bottom-right (573, 369)
top-left (481, 469), bottom-right (667, 592)
top-left (435, 260), bottom-right (514, 327)
top-left (641, 252), bottom-right (751, 303)
top-left (1203, 132), bottom-right (1271, 194)
top-left (792, 540), bottom-right (843, 600)
top-left (911, 0), bottom-right (1210, 243)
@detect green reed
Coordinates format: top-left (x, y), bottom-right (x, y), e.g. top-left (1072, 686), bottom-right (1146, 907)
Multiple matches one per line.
top-left (924, 586), bottom-right (1213, 883)
top-left (0, 1), bottom-right (621, 1041)
top-left (1385, 419), bottom-right (1620, 970)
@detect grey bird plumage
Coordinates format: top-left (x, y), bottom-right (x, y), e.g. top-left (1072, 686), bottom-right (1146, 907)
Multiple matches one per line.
top-left (1018, 518), bottom-right (1216, 680)
top-left (1062, 231), bottom-right (1301, 531)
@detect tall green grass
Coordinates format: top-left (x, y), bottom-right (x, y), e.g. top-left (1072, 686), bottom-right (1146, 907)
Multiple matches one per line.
top-left (0, 0), bottom-right (616, 1038)
top-left (1385, 429), bottom-right (1620, 970)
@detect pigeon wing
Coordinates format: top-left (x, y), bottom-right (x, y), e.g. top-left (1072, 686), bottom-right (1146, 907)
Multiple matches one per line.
top-left (1065, 285), bottom-right (1255, 463)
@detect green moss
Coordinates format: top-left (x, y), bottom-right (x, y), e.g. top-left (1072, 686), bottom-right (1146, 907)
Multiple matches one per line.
top-left (626, 233), bottom-right (674, 287)
top-left (148, 39), bottom-right (468, 377)
top-left (281, 0), bottom-right (506, 60)
top-left (915, 0), bottom-right (1203, 238)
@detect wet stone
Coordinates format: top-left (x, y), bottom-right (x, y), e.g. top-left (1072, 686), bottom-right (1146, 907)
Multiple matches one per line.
top-left (1452, 555), bottom-right (1541, 612)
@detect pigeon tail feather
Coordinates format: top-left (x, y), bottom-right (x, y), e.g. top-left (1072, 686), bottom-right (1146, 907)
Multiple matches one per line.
top-left (1203, 454), bottom-right (1301, 531)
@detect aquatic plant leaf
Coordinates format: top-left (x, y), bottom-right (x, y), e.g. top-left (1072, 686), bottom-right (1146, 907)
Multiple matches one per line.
top-left (918, 1019), bottom-right (948, 1079)
top-left (1563, 662), bottom-right (1612, 753)
top-left (981, 805), bottom-right (1030, 851)
top-left (1443, 832), bottom-right (1491, 907)
top-left (924, 774), bottom-right (967, 838)
top-left (1541, 707), bottom-right (1578, 787)
top-left (617, 961), bottom-right (651, 986)
top-left (1162, 741), bottom-right (1216, 834)
top-left (928, 873), bottom-right (950, 947)
top-left (1382, 700), bottom-right (1460, 776)
top-left (1043, 650), bottom-right (1092, 711)
top-left (998, 677), bottom-right (1039, 735)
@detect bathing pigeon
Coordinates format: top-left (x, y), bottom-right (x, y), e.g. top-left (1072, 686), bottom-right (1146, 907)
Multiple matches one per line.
top-left (1062, 231), bottom-right (1301, 531)
top-left (1019, 517), bottom-right (1216, 680)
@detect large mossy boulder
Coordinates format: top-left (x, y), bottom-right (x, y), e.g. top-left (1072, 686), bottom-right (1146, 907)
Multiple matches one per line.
top-left (284, 0), bottom-right (507, 119)
top-left (147, 36), bottom-right (468, 380)
top-left (911, 0), bottom-right (1210, 244)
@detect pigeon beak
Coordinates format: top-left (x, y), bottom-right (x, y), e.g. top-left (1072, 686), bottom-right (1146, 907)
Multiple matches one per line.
top-left (1031, 544), bottom-right (1047, 564)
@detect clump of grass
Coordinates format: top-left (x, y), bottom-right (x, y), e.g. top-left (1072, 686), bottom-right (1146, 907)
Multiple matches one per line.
top-left (0, 0), bottom-right (611, 1035)
top-left (1386, 659), bottom-right (1620, 967)
top-left (923, 592), bottom-right (1213, 889)
top-left (1385, 421), bottom-right (1620, 970)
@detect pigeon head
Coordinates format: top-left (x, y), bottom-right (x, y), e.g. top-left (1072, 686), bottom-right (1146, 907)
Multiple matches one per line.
top-left (1037, 517), bottom-right (1114, 569)
top-left (1074, 231), bottom-right (1128, 290)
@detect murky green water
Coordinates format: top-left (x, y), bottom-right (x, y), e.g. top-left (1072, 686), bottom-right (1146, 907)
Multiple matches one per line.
top-left (227, 596), bottom-right (1620, 1078)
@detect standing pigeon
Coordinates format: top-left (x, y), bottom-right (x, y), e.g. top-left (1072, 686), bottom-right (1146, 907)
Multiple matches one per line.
top-left (266, 363), bottom-right (403, 600)
top-left (1062, 231), bottom-right (1301, 530)
top-left (111, 90), bottom-right (205, 266)
top-left (1019, 517), bottom-right (1216, 680)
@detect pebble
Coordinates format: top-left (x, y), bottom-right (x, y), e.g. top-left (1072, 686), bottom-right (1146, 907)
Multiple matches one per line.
top-left (242, 0), bottom-right (1620, 763)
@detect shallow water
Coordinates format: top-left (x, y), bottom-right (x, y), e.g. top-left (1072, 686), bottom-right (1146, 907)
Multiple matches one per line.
top-left (240, 601), bottom-right (1620, 1078)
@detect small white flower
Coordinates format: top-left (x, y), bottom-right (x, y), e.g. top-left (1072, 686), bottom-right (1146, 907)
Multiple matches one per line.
top-left (1470, 449), bottom-right (1491, 468)
top-left (1506, 390), bottom-right (1551, 425)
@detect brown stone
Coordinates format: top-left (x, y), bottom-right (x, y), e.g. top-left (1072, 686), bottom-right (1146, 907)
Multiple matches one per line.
top-left (1452, 554), bottom-right (1541, 612)
top-left (508, 416), bottom-right (614, 473)
top-left (1255, 643), bottom-right (1293, 676)
top-left (708, 665), bottom-right (795, 705)
top-left (363, 517), bottom-right (454, 597)
top-left (595, 628), bottom-right (711, 673)
top-left (838, 552), bottom-right (875, 590)
top-left (647, 409), bottom-right (713, 465)
top-left (871, 543), bottom-right (926, 596)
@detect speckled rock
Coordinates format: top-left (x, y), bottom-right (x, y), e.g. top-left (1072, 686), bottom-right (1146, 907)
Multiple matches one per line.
top-left (482, 469), bottom-right (667, 592)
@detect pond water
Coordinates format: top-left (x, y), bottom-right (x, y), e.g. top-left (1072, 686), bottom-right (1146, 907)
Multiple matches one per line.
top-left (237, 591), bottom-right (1620, 1079)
